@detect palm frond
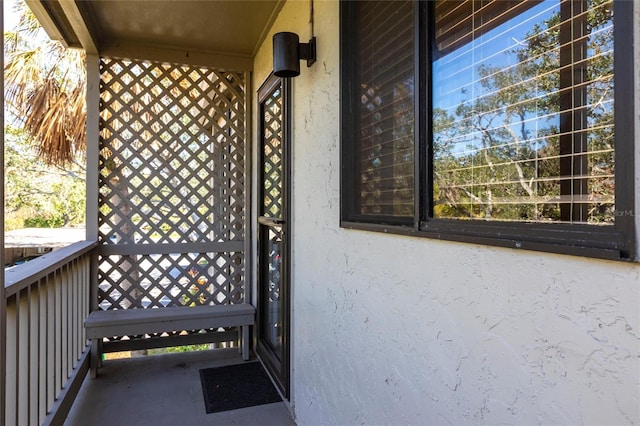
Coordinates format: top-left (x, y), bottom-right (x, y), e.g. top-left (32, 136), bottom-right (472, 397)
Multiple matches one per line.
top-left (3, 6), bottom-right (86, 166)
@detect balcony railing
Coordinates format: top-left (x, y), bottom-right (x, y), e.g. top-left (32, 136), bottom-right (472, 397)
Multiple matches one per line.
top-left (3, 240), bottom-right (97, 426)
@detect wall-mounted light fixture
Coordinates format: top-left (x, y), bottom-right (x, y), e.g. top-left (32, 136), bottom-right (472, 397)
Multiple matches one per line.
top-left (273, 32), bottom-right (317, 78)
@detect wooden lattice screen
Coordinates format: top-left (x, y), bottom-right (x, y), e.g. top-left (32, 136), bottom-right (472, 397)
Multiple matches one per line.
top-left (97, 58), bottom-right (247, 322)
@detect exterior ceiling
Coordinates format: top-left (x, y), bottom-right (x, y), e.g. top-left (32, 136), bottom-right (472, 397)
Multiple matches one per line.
top-left (27, 0), bottom-right (284, 69)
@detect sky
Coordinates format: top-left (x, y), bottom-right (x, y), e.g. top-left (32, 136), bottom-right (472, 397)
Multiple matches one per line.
top-left (3, 0), bottom-right (21, 31)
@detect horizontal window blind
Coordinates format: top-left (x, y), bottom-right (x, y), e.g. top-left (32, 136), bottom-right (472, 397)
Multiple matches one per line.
top-left (435, 0), bottom-right (543, 57)
top-left (355, 0), bottom-right (415, 218)
top-left (432, 0), bottom-right (615, 224)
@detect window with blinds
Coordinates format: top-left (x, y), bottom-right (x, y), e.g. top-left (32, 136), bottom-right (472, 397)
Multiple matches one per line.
top-left (352, 0), bottom-right (415, 219)
top-left (341, 0), bottom-right (634, 259)
top-left (432, 0), bottom-right (615, 224)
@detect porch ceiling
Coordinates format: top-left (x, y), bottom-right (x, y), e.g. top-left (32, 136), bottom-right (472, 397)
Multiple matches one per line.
top-left (26, 0), bottom-right (284, 68)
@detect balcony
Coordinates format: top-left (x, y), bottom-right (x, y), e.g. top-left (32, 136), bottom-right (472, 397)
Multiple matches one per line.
top-left (1, 2), bottom-right (294, 423)
top-left (3, 1), bottom-right (640, 425)
top-left (3, 242), bottom-right (294, 425)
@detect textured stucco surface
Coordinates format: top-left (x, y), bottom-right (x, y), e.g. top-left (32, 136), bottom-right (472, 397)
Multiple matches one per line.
top-left (253, 1), bottom-right (640, 424)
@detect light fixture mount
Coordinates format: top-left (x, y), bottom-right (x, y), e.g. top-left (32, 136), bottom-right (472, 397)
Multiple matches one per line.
top-left (273, 32), bottom-right (317, 78)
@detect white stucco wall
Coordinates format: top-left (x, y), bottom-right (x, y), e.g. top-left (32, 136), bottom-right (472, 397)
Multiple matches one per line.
top-left (253, 1), bottom-right (640, 424)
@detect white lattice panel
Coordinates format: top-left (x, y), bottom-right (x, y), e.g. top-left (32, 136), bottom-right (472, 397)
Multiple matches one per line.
top-left (98, 252), bottom-right (244, 309)
top-left (97, 57), bottom-right (247, 318)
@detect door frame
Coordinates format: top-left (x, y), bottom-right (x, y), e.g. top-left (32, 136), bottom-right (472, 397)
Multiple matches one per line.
top-left (255, 73), bottom-right (291, 399)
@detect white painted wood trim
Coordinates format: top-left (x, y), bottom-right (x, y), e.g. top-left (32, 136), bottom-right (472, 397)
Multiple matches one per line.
top-left (97, 241), bottom-right (245, 256)
top-left (99, 41), bottom-right (253, 71)
top-left (251, 0), bottom-right (286, 58)
top-left (85, 303), bottom-right (255, 375)
top-left (4, 244), bottom-right (92, 424)
top-left (85, 54), bottom-right (100, 243)
top-left (84, 304), bottom-right (255, 338)
top-left (244, 69), bottom-right (253, 307)
top-left (42, 349), bottom-right (90, 425)
top-left (58, 0), bottom-right (98, 54)
top-left (24, 0), bottom-right (67, 45)
top-left (4, 241), bottom-right (96, 296)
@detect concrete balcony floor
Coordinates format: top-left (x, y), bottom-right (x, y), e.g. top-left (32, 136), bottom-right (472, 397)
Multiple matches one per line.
top-left (64, 348), bottom-right (296, 426)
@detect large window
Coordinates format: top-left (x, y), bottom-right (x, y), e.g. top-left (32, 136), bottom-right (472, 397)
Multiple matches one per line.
top-left (342, 0), bottom-right (416, 223)
top-left (341, 0), bottom-right (637, 260)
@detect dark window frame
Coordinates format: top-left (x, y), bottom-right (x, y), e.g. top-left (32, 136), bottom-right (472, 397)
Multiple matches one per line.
top-left (340, 0), bottom-right (637, 261)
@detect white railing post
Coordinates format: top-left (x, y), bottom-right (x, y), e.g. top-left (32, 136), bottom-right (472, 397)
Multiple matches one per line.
top-left (4, 242), bottom-right (96, 425)
top-left (86, 54), bottom-right (100, 326)
top-left (86, 54), bottom-right (99, 244)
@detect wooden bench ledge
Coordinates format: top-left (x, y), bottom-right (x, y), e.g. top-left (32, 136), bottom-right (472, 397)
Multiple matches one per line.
top-left (85, 304), bottom-right (255, 378)
top-left (85, 304), bottom-right (255, 338)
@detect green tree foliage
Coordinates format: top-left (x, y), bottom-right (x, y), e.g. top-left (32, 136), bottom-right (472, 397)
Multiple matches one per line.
top-left (433, 0), bottom-right (614, 224)
top-left (4, 126), bottom-right (85, 231)
top-left (4, 1), bottom-right (86, 165)
top-left (4, 2), bottom-right (86, 230)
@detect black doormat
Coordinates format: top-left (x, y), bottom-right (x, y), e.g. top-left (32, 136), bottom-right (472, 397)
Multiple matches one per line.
top-left (199, 362), bottom-right (282, 414)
